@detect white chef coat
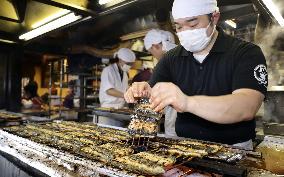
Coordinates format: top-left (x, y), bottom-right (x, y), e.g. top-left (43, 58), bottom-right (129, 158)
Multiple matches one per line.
top-left (144, 29), bottom-right (178, 137)
top-left (99, 63), bottom-right (128, 108)
top-left (97, 63), bottom-right (129, 126)
top-left (164, 106), bottom-right (177, 136)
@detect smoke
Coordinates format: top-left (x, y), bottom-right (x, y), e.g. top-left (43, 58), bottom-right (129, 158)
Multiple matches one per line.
top-left (256, 25), bottom-right (284, 86)
top-left (257, 25), bottom-right (284, 60)
top-left (255, 0), bottom-right (284, 123)
top-left (258, 26), bottom-right (284, 123)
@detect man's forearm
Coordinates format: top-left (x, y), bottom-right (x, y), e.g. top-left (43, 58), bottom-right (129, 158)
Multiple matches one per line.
top-left (185, 91), bottom-right (263, 124)
top-left (106, 88), bottom-right (124, 98)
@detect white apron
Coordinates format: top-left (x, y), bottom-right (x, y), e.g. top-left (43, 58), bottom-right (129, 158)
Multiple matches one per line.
top-left (164, 106), bottom-right (177, 136)
top-left (96, 63), bottom-right (129, 127)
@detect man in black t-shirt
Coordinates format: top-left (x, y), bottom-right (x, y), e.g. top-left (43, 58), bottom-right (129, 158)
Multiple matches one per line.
top-left (124, 0), bottom-right (268, 150)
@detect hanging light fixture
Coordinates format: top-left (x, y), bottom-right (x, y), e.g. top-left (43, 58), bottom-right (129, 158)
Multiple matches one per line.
top-left (0, 39), bottom-right (16, 44)
top-left (99, 0), bottom-right (113, 5)
top-left (19, 12), bottom-right (82, 41)
top-left (32, 9), bottom-right (71, 29)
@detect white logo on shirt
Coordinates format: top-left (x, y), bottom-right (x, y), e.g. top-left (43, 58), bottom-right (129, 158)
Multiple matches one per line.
top-left (254, 64), bottom-right (268, 87)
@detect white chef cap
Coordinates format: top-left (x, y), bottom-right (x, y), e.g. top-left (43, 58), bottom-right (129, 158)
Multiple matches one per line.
top-left (161, 30), bottom-right (175, 44)
top-left (144, 29), bottom-right (177, 51)
top-left (142, 61), bottom-right (154, 69)
top-left (172, 0), bottom-right (219, 20)
top-left (114, 48), bottom-right (136, 62)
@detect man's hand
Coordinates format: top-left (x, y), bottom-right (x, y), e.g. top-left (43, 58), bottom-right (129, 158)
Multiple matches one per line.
top-left (150, 82), bottom-right (188, 112)
top-left (124, 82), bottom-right (152, 103)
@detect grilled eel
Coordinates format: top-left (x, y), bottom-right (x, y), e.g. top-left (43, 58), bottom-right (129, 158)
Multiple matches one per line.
top-left (52, 123), bottom-right (131, 141)
top-left (112, 154), bottom-right (165, 175)
top-left (80, 143), bottom-right (134, 163)
top-left (166, 144), bottom-right (208, 157)
top-left (128, 118), bottom-right (158, 136)
top-left (150, 142), bottom-right (209, 158)
top-left (128, 97), bottom-right (162, 137)
top-left (57, 121), bottom-right (98, 129)
top-left (133, 97), bottom-right (162, 121)
top-left (135, 152), bottom-right (176, 166)
top-left (3, 126), bottom-right (27, 135)
top-left (5, 125), bottom-right (103, 151)
top-left (27, 124), bottom-right (128, 143)
top-left (53, 126), bottom-right (129, 142)
top-left (29, 132), bottom-right (103, 152)
top-left (151, 139), bottom-right (222, 156)
top-left (7, 124), bottom-right (129, 147)
top-left (0, 112), bottom-right (21, 119)
top-left (179, 140), bottom-right (222, 154)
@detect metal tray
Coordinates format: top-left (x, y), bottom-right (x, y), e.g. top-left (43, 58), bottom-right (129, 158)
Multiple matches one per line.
top-left (263, 123), bottom-right (284, 136)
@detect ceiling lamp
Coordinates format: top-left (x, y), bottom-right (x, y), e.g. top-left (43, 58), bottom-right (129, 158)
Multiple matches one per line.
top-left (99, 0), bottom-right (113, 5)
top-left (262, 0), bottom-right (284, 27)
top-left (225, 20), bottom-right (237, 28)
top-left (32, 9), bottom-right (71, 29)
top-left (19, 12), bottom-right (82, 41)
top-left (0, 39), bottom-right (16, 44)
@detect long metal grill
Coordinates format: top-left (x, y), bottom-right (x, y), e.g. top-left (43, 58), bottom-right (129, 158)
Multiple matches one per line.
top-left (1, 121), bottom-right (248, 176)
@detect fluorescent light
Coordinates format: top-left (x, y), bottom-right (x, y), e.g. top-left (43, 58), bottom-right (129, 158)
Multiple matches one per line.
top-left (32, 9), bottom-right (71, 29)
top-left (99, 0), bottom-right (113, 5)
top-left (262, 0), bottom-right (284, 27)
top-left (19, 13), bottom-right (82, 41)
top-left (225, 20), bottom-right (237, 28)
top-left (0, 39), bottom-right (16, 44)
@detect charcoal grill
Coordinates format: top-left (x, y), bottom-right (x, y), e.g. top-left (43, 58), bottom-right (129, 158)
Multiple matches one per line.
top-left (0, 122), bottom-right (258, 177)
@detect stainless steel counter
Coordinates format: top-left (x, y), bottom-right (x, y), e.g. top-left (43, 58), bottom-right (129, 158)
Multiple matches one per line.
top-left (92, 108), bottom-right (132, 123)
top-left (0, 129), bottom-right (136, 177)
top-left (0, 123), bottom-right (282, 177)
top-left (0, 153), bottom-right (32, 177)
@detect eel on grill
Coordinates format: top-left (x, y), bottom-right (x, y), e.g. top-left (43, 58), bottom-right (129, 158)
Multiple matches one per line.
top-left (80, 143), bottom-right (134, 163)
top-left (128, 98), bottom-right (162, 136)
top-left (112, 154), bottom-right (165, 175)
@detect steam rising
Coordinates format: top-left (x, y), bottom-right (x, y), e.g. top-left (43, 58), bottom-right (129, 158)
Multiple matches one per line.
top-left (257, 26), bottom-right (284, 86)
top-left (257, 26), bottom-right (284, 60)
top-left (259, 25), bottom-right (284, 123)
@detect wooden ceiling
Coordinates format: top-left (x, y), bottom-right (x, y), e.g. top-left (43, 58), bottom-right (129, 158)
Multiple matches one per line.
top-left (0, 0), bottom-right (281, 54)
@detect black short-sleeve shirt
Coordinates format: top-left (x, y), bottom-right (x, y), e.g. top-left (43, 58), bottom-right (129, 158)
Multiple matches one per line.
top-left (149, 27), bottom-right (268, 145)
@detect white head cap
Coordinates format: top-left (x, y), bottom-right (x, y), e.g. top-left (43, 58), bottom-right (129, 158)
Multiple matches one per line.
top-left (144, 29), bottom-right (177, 51)
top-left (114, 48), bottom-right (136, 62)
top-left (172, 0), bottom-right (219, 20)
top-left (160, 30), bottom-right (175, 44)
top-left (142, 61), bottom-right (154, 69)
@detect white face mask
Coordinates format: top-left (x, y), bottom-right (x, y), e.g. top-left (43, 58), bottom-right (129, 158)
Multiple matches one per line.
top-left (177, 23), bottom-right (215, 52)
top-left (121, 64), bottom-right (131, 72)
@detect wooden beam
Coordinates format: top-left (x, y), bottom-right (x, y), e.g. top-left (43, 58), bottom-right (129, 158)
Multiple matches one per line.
top-left (0, 0), bottom-right (27, 23)
top-left (220, 4), bottom-right (256, 21)
top-left (12, 0), bottom-right (27, 23)
top-left (251, 0), bottom-right (274, 24)
top-left (32, 0), bottom-right (97, 16)
top-left (0, 16), bottom-right (19, 23)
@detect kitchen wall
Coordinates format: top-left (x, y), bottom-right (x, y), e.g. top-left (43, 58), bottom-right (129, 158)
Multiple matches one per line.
top-left (33, 66), bottom-right (69, 98)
